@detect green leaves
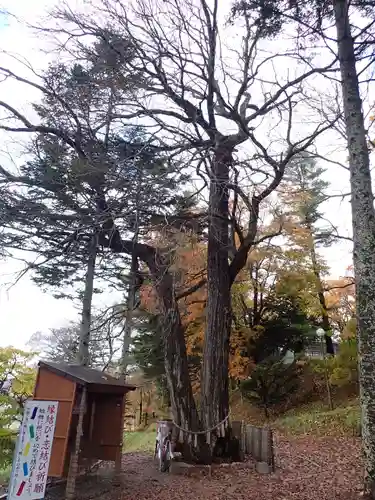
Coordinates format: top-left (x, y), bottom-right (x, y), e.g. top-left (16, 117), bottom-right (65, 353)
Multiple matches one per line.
top-left (308, 339), bottom-right (358, 388)
top-left (247, 292), bottom-right (311, 363)
top-left (240, 356), bottom-right (302, 418)
top-left (0, 347), bottom-right (36, 470)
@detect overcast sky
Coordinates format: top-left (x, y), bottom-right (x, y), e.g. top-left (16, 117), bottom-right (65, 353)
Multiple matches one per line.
top-left (0, 0), bottom-right (355, 349)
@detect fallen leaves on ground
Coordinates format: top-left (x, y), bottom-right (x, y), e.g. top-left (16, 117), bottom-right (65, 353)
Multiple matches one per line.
top-left (46, 435), bottom-right (363, 500)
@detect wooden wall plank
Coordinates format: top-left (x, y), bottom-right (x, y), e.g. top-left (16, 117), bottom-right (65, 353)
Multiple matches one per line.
top-left (33, 367), bottom-right (76, 478)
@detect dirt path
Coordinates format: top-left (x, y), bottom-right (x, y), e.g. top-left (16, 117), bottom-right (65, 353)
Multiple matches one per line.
top-left (46, 435), bottom-right (363, 500)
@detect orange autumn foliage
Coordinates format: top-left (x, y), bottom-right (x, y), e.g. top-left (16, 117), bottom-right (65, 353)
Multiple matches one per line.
top-left (139, 234), bottom-right (251, 384)
top-left (325, 270), bottom-right (355, 333)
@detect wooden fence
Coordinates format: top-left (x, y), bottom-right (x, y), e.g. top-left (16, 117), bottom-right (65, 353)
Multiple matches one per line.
top-left (232, 421), bottom-right (275, 473)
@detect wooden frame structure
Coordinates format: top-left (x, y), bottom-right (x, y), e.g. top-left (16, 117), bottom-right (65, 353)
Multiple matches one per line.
top-left (33, 361), bottom-right (136, 478)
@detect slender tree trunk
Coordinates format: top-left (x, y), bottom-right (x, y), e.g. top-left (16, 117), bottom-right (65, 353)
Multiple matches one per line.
top-left (251, 264), bottom-right (261, 326)
top-left (78, 233), bottom-right (98, 367)
top-left (67, 233), bottom-right (97, 498)
top-left (201, 144), bottom-right (232, 439)
top-left (118, 167), bottom-right (141, 478)
top-left (120, 166), bottom-right (142, 378)
top-left (65, 387), bottom-right (87, 500)
top-left (139, 389), bottom-right (143, 425)
top-left (253, 272), bottom-right (259, 324)
top-left (309, 236), bottom-right (335, 355)
top-left (119, 251), bottom-right (138, 377)
top-left (333, 1), bottom-right (375, 496)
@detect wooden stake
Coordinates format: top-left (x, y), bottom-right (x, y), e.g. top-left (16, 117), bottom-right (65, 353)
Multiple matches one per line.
top-left (114, 395), bottom-right (126, 483)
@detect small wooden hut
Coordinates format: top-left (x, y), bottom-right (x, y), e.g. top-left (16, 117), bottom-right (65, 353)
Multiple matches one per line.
top-left (33, 360), bottom-right (136, 478)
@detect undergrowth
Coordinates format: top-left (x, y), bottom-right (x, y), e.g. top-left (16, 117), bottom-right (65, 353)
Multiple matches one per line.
top-left (0, 465), bottom-right (11, 487)
top-left (272, 402), bottom-right (360, 436)
top-left (124, 430), bottom-right (155, 453)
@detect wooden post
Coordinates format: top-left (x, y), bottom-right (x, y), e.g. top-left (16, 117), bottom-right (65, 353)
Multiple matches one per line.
top-left (89, 399), bottom-right (95, 440)
top-left (139, 389), bottom-right (143, 426)
top-left (84, 397), bottom-right (96, 473)
top-left (231, 421), bottom-right (244, 461)
top-left (65, 386), bottom-right (87, 500)
top-left (269, 428), bottom-right (275, 472)
top-left (240, 420), bottom-right (245, 460)
top-left (245, 425), bottom-right (253, 456)
top-left (114, 394), bottom-right (126, 484)
top-left (320, 335), bottom-right (334, 411)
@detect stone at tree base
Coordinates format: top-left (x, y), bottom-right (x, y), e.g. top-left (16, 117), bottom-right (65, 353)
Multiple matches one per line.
top-left (256, 461), bottom-right (272, 474)
top-left (169, 461), bottom-right (212, 477)
top-left (169, 461), bottom-right (194, 475)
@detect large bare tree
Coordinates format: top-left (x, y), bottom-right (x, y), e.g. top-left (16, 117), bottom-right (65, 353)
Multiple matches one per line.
top-left (0, 0), bottom-right (339, 459)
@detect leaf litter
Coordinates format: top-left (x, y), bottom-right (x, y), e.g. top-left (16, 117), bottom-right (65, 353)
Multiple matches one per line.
top-left (45, 435), bottom-right (362, 500)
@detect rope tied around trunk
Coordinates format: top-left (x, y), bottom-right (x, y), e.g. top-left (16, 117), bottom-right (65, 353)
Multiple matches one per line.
top-left (171, 414), bottom-right (230, 446)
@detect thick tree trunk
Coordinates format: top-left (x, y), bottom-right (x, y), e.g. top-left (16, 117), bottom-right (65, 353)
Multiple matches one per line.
top-left (157, 271), bottom-right (200, 432)
top-left (201, 144), bottom-right (232, 437)
top-left (132, 244), bottom-right (200, 438)
top-left (106, 233), bottom-right (200, 450)
top-left (78, 233), bottom-right (97, 367)
top-left (96, 181), bottom-right (199, 455)
top-left (333, 1), bottom-right (375, 496)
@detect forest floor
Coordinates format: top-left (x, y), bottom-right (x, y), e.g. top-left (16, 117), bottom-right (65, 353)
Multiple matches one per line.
top-left (45, 434), bottom-right (362, 500)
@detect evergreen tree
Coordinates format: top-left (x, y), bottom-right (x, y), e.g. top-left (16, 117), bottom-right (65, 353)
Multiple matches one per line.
top-left (282, 153), bottom-right (336, 354)
top-left (240, 356), bottom-right (302, 419)
top-left (132, 313), bottom-right (165, 381)
top-left (247, 292), bottom-right (312, 363)
top-left (131, 312), bottom-right (170, 404)
top-left (0, 59), bottom-right (190, 295)
top-left (0, 53), bottom-right (201, 460)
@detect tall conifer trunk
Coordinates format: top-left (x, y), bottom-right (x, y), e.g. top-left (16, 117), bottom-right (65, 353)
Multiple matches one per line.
top-left (66, 233), bottom-right (97, 500)
top-left (333, 1), bottom-right (375, 496)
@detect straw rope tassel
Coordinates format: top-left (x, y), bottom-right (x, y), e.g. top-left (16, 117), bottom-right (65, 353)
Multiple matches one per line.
top-left (194, 434), bottom-right (198, 448)
top-left (171, 412), bottom-right (231, 442)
